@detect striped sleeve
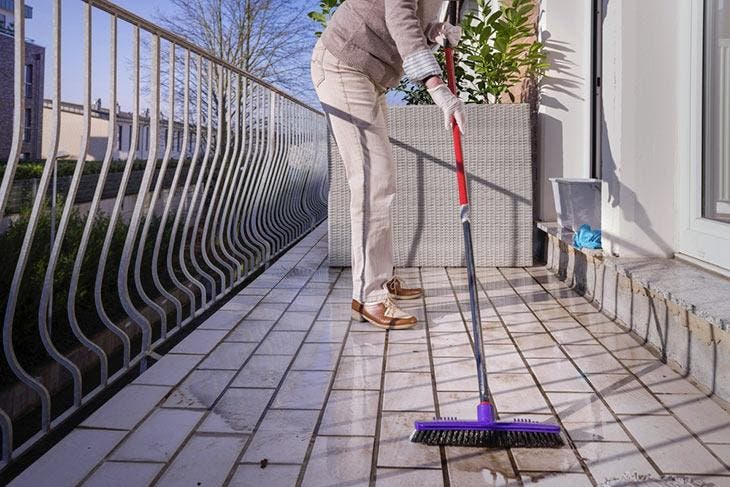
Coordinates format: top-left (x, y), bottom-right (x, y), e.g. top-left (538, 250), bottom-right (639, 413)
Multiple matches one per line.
top-left (402, 48), bottom-right (441, 82)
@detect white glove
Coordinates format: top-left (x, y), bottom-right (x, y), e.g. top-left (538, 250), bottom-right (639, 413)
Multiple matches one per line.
top-left (427, 83), bottom-right (467, 134)
top-left (426, 22), bottom-right (462, 47)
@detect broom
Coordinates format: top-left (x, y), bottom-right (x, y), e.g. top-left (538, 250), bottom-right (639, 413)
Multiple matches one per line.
top-left (410, 0), bottom-right (564, 448)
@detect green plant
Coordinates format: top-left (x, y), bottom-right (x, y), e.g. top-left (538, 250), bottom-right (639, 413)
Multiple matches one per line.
top-left (306, 0), bottom-right (547, 105)
top-left (391, 50), bottom-right (471, 105)
top-left (0, 159), bottom-right (183, 181)
top-left (307, 0), bottom-right (343, 37)
top-left (0, 198), bottom-right (192, 384)
top-left (458, 0), bottom-right (548, 103)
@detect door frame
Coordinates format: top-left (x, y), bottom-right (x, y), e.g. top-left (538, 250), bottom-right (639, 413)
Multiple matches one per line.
top-left (676, 0), bottom-right (730, 270)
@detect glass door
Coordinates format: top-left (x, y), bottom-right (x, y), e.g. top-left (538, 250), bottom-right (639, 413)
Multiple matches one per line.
top-left (704, 0), bottom-right (730, 223)
top-left (677, 0), bottom-right (730, 271)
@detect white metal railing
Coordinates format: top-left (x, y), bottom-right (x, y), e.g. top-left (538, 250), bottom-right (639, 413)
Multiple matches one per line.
top-left (0, 0), bottom-right (327, 469)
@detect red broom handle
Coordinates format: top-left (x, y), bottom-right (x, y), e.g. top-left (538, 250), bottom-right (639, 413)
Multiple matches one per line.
top-left (444, 46), bottom-right (468, 206)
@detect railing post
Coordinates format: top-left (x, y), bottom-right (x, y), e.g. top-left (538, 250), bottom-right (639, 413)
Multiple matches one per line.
top-left (0, 0), bottom-right (328, 470)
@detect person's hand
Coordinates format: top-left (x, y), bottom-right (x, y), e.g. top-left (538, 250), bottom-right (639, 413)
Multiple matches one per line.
top-left (435, 22), bottom-right (462, 47)
top-left (427, 81), bottom-right (467, 134)
top-left (426, 22), bottom-right (462, 48)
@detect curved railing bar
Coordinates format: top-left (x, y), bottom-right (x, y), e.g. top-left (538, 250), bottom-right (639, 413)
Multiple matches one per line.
top-left (274, 101), bottom-right (294, 243)
top-left (90, 14), bottom-right (132, 371)
top-left (309, 107), bottom-right (326, 220)
top-left (298, 105), bottom-right (316, 229)
top-left (95, 25), bottom-right (148, 359)
top-left (1, 0), bottom-right (54, 440)
top-left (301, 109), bottom-right (319, 226)
top-left (252, 92), bottom-right (278, 261)
top-left (37, 0), bottom-right (98, 411)
top-left (315, 113), bottom-right (330, 215)
top-left (135, 42), bottom-right (184, 339)
top-left (266, 96), bottom-right (291, 252)
top-left (241, 86), bottom-right (269, 268)
top-left (292, 104), bottom-right (313, 233)
top-left (202, 69), bottom-right (238, 286)
top-left (285, 102), bottom-right (307, 239)
top-left (0, 409), bottom-right (11, 466)
top-left (195, 66), bottom-right (233, 298)
top-left (281, 101), bottom-right (302, 241)
top-left (295, 106), bottom-right (315, 229)
top-left (215, 73), bottom-right (247, 276)
top-left (259, 94), bottom-right (283, 253)
top-left (118, 32), bottom-right (166, 354)
top-left (223, 76), bottom-right (254, 269)
top-left (191, 66), bottom-right (229, 297)
top-left (185, 61), bottom-right (219, 298)
top-left (171, 54), bottom-right (209, 311)
top-left (230, 79), bottom-right (260, 269)
top-left (155, 49), bottom-right (199, 323)
top-left (68, 13), bottom-right (130, 390)
top-left (313, 109), bottom-right (329, 218)
top-left (0, 0), bottom-right (26, 217)
top-left (213, 71), bottom-right (245, 277)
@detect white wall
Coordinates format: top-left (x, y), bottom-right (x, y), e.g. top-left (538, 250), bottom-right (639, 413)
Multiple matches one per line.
top-left (42, 106), bottom-right (110, 161)
top-left (600, 0), bottom-right (681, 257)
top-left (537, 0), bottom-right (593, 221)
top-left (42, 105), bottom-right (191, 162)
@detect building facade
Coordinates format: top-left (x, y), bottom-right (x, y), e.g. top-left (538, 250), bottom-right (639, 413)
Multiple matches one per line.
top-left (0, 0), bottom-right (44, 161)
top-left (41, 99), bottom-right (195, 162)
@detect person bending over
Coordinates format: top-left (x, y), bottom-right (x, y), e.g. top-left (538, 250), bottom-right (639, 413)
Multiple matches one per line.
top-left (311, 0), bottom-right (465, 329)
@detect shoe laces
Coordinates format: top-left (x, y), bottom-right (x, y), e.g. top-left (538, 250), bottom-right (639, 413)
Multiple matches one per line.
top-left (387, 276), bottom-right (403, 291)
top-left (382, 296), bottom-right (408, 318)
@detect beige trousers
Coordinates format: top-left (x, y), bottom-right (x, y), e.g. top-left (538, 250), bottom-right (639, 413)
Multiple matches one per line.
top-left (311, 39), bottom-right (395, 304)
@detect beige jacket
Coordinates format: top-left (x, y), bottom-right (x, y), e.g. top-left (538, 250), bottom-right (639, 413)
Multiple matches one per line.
top-left (320, 0), bottom-right (447, 89)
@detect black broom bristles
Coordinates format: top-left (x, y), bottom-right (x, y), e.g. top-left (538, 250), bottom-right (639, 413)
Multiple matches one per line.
top-left (410, 429), bottom-right (564, 448)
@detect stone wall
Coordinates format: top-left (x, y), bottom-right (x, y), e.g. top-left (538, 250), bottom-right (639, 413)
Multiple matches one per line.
top-left (540, 224), bottom-right (730, 404)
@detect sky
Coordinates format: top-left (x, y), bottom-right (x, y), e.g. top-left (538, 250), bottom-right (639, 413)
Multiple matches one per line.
top-left (24, 0), bottom-right (328, 112)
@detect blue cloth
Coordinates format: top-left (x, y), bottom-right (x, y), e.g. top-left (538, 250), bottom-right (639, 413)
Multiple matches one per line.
top-left (572, 224), bottom-right (602, 250)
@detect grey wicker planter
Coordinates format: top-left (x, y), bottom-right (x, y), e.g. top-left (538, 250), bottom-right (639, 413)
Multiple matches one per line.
top-left (328, 103), bottom-right (533, 267)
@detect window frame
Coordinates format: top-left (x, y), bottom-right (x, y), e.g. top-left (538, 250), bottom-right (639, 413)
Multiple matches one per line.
top-left (23, 107), bottom-right (31, 143)
top-left (676, 0), bottom-right (730, 270)
top-left (24, 64), bottom-right (32, 99)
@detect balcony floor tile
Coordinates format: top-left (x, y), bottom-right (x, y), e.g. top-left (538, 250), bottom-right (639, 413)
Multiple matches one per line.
top-left (13, 225), bottom-right (730, 485)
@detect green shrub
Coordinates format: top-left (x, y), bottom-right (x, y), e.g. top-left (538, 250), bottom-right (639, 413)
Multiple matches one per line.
top-left (459, 0), bottom-right (548, 103)
top-left (0, 200), bottom-right (187, 385)
top-left (0, 159), bottom-right (177, 182)
top-left (306, 0), bottom-right (548, 105)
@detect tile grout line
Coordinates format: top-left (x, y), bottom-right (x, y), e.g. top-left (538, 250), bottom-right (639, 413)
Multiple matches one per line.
top-left (155, 234), bottom-right (331, 486)
top-left (418, 267), bottom-right (452, 487)
top-left (79, 230), bottom-right (326, 486)
top-left (366, 291), bottom-right (389, 487)
top-left (489, 267), bottom-right (607, 484)
top-left (443, 267), bottom-right (524, 486)
top-left (217, 234), bottom-right (337, 486)
top-left (499, 268), bottom-right (658, 476)
top-left (521, 266), bottom-right (730, 475)
top-left (294, 271), bottom-right (354, 487)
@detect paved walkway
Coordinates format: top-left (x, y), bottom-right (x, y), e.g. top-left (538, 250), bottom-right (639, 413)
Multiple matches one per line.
top-left (10, 223), bottom-right (730, 486)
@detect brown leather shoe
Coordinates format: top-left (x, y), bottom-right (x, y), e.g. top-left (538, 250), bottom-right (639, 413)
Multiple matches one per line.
top-left (386, 276), bottom-right (423, 300)
top-left (351, 298), bottom-right (417, 330)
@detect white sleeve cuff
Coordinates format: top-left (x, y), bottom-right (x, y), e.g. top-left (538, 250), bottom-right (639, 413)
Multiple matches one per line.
top-left (402, 48), bottom-right (441, 83)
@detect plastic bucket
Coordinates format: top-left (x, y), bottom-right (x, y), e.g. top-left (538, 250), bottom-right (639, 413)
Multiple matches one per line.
top-left (549, 178), bottom-right (601, 232)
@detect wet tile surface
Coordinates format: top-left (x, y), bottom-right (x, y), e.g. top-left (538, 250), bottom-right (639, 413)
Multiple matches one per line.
top-left (13, 225), bottom-right (730, 486)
